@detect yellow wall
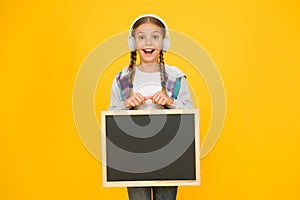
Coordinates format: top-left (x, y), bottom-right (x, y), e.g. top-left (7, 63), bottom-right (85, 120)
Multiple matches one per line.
top-left (1, 0), bottom-right (299, 199)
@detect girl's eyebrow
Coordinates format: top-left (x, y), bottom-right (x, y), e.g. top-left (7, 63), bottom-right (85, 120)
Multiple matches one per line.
top-left (152, 31), bottom-right (160, 34)
top-left (136, 31), bottom-right (162, 35)
top-left (136, 30), bottom-right (161, 35)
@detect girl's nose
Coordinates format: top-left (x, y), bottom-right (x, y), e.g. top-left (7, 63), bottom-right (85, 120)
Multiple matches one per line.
top-left (145, 36), bottom-right (152, 45)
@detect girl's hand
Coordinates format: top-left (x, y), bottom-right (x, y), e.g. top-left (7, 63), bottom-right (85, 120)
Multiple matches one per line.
top-left (150, 91), bottom-right (174, 106)
top-left (125, 92), bottom-right (146, 108)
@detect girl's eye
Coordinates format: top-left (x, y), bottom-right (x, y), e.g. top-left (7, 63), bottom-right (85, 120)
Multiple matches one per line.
top-left (138, 36), bottom-right (145, 40)
top-left (153, 35), bottom-right (160, 39)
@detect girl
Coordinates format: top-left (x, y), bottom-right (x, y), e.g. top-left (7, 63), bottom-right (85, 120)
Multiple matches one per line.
top-left (108, 14), bottom-right (193, 200)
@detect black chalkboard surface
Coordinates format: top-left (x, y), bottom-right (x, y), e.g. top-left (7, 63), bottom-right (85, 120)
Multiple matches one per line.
top-left (101, 109), bottom-right (200, 187)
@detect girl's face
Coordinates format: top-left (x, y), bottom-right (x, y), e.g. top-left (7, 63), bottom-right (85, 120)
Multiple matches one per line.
top-left (134, 22), bottom-right (164, 65)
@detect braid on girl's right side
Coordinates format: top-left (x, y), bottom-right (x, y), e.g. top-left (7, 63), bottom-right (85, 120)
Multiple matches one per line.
top-left (128, 51), bottom-right (137, 96)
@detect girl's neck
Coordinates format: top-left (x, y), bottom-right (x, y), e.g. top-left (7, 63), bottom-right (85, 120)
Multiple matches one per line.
top-left (137, 63), bottom-right (160, 72)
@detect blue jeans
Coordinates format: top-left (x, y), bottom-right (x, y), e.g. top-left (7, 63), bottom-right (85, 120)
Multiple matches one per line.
top-left (127, 186), bottom-right (178, 200)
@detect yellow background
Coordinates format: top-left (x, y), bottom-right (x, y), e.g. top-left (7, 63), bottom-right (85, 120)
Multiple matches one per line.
top-left (1, 0), bottom-right (300, 199)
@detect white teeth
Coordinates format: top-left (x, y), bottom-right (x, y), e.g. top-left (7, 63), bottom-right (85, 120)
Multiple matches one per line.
top-left (143, 49), bottom-right (154, 54)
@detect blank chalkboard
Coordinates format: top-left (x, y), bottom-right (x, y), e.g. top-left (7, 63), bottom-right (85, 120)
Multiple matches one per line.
top-left (101, 109), bottom-right (200, 187)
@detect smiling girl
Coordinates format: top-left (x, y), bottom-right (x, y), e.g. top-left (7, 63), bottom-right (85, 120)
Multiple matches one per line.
top-left (108, 14), bottom-right (194, 200)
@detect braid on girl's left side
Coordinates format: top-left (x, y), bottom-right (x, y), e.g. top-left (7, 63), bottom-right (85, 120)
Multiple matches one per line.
top-left (159, 50), bottom-right (167, 94)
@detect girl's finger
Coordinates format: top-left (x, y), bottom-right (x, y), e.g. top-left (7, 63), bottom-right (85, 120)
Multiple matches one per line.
top-left (162, 98), bottom-right (168, 105)
top-left (131, 93), bottom-right (144, 104)
top-left (158, 96), bottom-right (165, 105)
top-left (129, 101), bottom-right (136, 107)
top-left (153, 95), bottom-right (162, 104)
top-left (145, 96), bottom-right (152, 100)
top-left (136, 94), bottom-right (145, 103)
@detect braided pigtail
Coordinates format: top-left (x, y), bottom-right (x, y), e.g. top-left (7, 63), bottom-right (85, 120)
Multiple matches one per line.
top-left (159, 50), bottom-right (167, 94)
top-left (128, 51), bottom-right (137, 97)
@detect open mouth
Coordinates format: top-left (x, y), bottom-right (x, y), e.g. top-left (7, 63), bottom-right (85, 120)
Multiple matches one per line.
top-left (143, 49), bottom-right (155, 55)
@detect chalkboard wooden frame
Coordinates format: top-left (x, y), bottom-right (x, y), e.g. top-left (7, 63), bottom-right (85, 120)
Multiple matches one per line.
top-left (101, 109), bottom-right (200, 187)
